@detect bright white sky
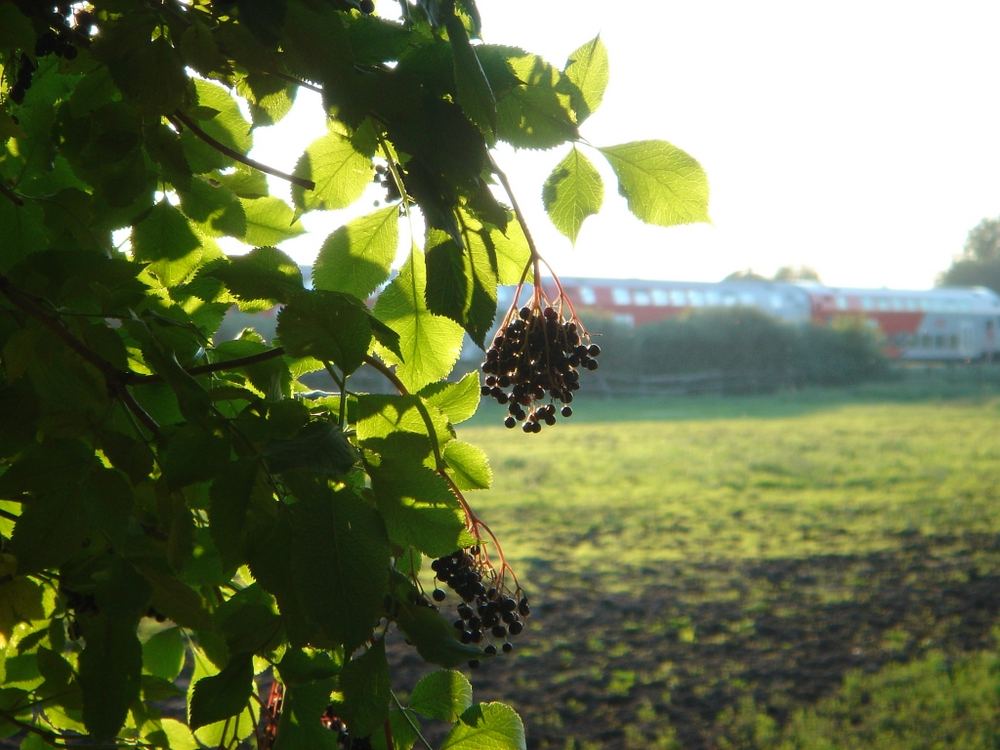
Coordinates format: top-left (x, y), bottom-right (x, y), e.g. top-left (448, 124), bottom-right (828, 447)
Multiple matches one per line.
top-left (257, 0), bottom-right (1000, 290)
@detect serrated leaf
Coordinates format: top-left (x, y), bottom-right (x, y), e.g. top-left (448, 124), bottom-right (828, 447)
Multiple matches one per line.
top-left (264, 421), bottom-right (358, 478)
top-left (209, 459), bottom-right (265, 572)
top-left (181, 79), bottom-right (253, 173)
top-left (369, 459), bottom-right (470, 558)
top-left (216, 584), bottom-right (282, 657)
top-left (443, 441), bottom-right (492, 490)
top-left (289, 486), bottom-right (390, 652)
top-left (0, 578), bottom-right (48, 643)
top-left (132, 201), bottom-right (205, 288)
top-left (313, 206), bottom-right (398, 300)
top-left (291, 122), bottom-right (374, 211)
top-left (482, 47), bottom-right (578, 150)
top-left (179, 20), bottom-right (227, 75)
top-left (142, 628), bottom-right (187, 682)
top-left (277, 289), bottom-right (376, 374)
top-left (425, 228), bottom-right (497, 348)
top-left (562, 36), bottom-right (609, 123)
top-left (410, 670), bottom-right (473, 723)
top-left (236, 73), bottom-right (295, 127)
top-left (355, 394), bottom-right (452, 451)
top-left (453, 208), bottom-right (531, 286)
top-left (373, 246), bottom-right (465, 391)
top-left (340, 641), bottom-right (390, 737)
top-left (108, 36), bottom-right (190, 115)
top-left (189, 655), bottom-right (254, 730)
top-left (178, 177), bottom-right (247, 239)
top-left (599, 140), bottom-right (711, 226)
top-left (395, 598), bottom-right (483, 668)
top-left (447, 15), bottom-right (496, 139)
top-left (239, 197), bottom-right (304, 246)
top-left (79, 612), bottom-right (142, 739)
top-left (440, 703), bottom-right (527, 750)
top-left (208, 246), bottom-right (304, 306)
top-left (418, 372), bottom-right (481, 425)
top-left (145, 718), bottom-right (198, 750)
top-left (542, 146), bottom-right (603, 243)
top-left (0, 5), bottom-right (34, 50)
top-left (0, 194), bottom-right (46, 273)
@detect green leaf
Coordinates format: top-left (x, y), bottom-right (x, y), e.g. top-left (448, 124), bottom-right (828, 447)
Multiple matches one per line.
top-left (0, 196), bottom-right (46, 273)
top-left (447, 15), bottom-right (496, 140)
top-left (272, 655), bottom-right (339, 750)
top-left (9, 489), bottom-right (91, 575)
top-left (395, 597), bottom-right (482, 668)
top-left (142, 627), bottom-right (187, 682)
top-left (79, 612), bottom-right (143, 739)
top-left (598, 140), bottom-right (711, 226)
top-left (145, 718), bottom-right (199, 750)
top-left (542, 146), bottom-right (603, 243)
top-left (483, 47), bottom-right (579, 150)
top-left (425, 228), bottom-right (498, 348)
top-left (277, 289), bottom-right (376, 374)
top-left (181, 79), bottom-right (253, 173)
top-left (132, 201), bottom-right (207, 288)
top-left (209, 459), bottom-right (266, 573)
top-left (562, 36), bottom-right (609, 123)
top-left (103, 32), bottom-right (190, 115)
top-left (208, 246), bottom-right (304, 307)
top-left (291, 122), bottom-right (374, 211)
top-left (161, 424), bottom-right (230, 489)
top-left (0, 5), bottom-right (35, 50)
top-left (340, 640), bottom-right (390, 737)
top-left (313, 205), bottom-right (399, 300)
top-left (239, 197), bottom-right (305, 246)
top-left (288, 486), bottom-right (390, 652)
top-left (373, 246), bottom-right (466, 391)
top-left (452, 208), bottom-right (531, 286)
top-left (440, 703), bottom-right (527, 750)
top-left (355, 394), bottom-right (452, 451)
top-left (189, 654), bottom-right (254, 730)
top-left (443, 441), bottom-right (492, 490)
top-left (216, 584), bottom-right (282, 656)
top-left (236, 73), bottom-right (296, 127)
top-left (0, 578), bottom-right (48, 642)
top-left (369, 459), bottom-right (471, 558)
top-left (179, 20), bottom-right (227, 76)
top-left (418, 371), bottom-right (481, 425)
top-left (264, 421), bottom-right (359, 478)
top-left (178, 177), bottom-right (247, 239)
top-left (410, 670), bottom-right (473, 723)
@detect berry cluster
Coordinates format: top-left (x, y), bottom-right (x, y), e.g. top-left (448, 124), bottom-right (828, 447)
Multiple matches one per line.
top-left (430, 548), bottom-right (530, 668)
top-left (372, 162), bottom-right (403, 206)
top-left (7, 5), bottom-right (90, 105)
top-left (482, 304), bottom-right (600, 432)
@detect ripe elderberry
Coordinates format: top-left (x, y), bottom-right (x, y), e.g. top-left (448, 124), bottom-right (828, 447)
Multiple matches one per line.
top-left (482, 296), bottom-right (600, 432)
top-left (429, 547), bottom-right (531, 664)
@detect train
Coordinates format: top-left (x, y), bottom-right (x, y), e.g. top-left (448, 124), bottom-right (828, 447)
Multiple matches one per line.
top-left (505, 278), bottom-right (1000, 362)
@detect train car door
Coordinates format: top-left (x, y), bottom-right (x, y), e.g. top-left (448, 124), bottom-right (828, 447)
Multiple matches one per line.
top-left (959, 321), bottom-right (976, 359)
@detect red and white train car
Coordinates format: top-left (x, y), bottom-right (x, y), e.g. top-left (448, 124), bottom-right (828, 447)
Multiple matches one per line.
top-left (513, 278), bottom-right (1000, 362)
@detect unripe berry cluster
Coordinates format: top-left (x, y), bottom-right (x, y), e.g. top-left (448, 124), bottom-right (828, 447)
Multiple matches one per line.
top-left (482, 303), bottom-right (600, 432)
top-left (430, 548), bottom-right (530, 668)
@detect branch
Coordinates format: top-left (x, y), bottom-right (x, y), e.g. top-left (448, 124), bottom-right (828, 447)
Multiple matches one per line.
top-left (169, 111), bottom-right (315, 191)
top-left (125, 346), bottom-right (287, 384)
top-left (390, 691), bottom-right (434, 750)
top-left (0, 181), bottom-right (24, 207)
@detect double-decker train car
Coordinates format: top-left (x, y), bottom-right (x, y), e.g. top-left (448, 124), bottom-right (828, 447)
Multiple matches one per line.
top-left (532, 277), bottom-right (1000, 362)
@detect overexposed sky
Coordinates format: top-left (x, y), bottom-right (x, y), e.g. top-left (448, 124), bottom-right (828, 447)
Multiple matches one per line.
top-left (258, 1), bottom-right (1000, 289)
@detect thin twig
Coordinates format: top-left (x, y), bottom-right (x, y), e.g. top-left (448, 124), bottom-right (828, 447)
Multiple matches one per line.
top-left (390, 691), bottom-right (434, 750)
top-left (125, 346), bottom-right (287, 384)
top-left (0, 181), bottom-right (24, 206)
top-left (170, 111), bottom-right (315, 191)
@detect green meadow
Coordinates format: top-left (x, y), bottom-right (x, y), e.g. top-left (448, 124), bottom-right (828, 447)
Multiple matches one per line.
top-left (425, 372), bottom-right (1000, 749)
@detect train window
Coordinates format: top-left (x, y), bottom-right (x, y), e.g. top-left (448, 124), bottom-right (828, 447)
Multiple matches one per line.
top-left (651, 289), bottom-right (669, 306)
top-left (862, 297), bottom-right (874, 310)
top-left (934, 334), bottom-right (945, 349)
top-left (689, 290), bottom-right (705, 306)
top-left (613, 313), bottom-right (635, 327)
top-left (877, 298), bottom-right (891, 311)
top-left (835, 295), bottom-right (848, 310)
top-left (891, 298), bottom-right (905, 311)
top-left (771, 293), bottom-right (785, 309)
top-left (579, 286), bottom-right (597, 305)
top-left (634, 290), bottom-right (651, 306)
top-left (740, 292), bottom-right (756, 306)
top-left (949, 334), bottom-right (959, 349)
top-left (905, 299), bottom-right (918, 311)
top-left (670, 289), bottom-right (687, 306)
top-left (921, 333), bottom-right (932, 349)
top-left (612, 288), bottom-right (630, 305)
top-left (722, 293), bottom-right (737, 306)
top-left (705, 290), bottom-right (721, 306)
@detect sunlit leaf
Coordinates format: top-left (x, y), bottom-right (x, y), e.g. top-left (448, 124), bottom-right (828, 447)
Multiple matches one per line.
top-left (542, 146), bottom-right (603, 243)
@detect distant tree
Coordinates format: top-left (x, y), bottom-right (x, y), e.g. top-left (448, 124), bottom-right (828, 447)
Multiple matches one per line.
top-left (774, 265), bottom-right (821, 282)
top-left (724, 268), bottom-right (768, 282)
top-left (940, 216), bottom-right (1000, 294)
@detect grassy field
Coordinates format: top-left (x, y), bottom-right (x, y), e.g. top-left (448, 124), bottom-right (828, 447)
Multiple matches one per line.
top-left (401, 372), bottom-right (1000, 749)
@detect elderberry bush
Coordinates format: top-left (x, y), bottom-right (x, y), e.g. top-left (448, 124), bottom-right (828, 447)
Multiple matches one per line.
top-left (482, 303), bottom-right (601, 432)
top-left (430, 549), bottom-right (530, 666)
